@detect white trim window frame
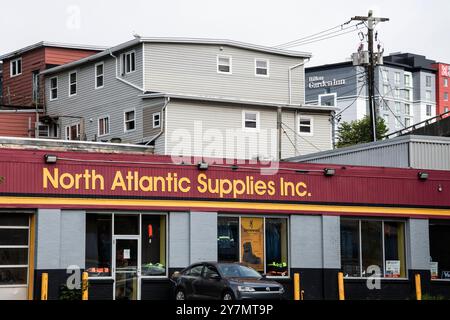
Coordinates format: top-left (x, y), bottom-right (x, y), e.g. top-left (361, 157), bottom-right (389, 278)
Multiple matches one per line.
top-left (318, 93), bottom-right (337, 107)
top-left (217, 55), bottom-right (232, 74)
top-left (242, 110), bottom-right (260, 131)
top-left (255, 58), bottom-right (269, 77)
top-left (49, 77), bottom-right (58, 101)
top-left (95, 62), bottom-right (105, 89)
top-left (298, 115), bottom-right (314, 136)
top-left (122, 50), bottom-right (136, 74)
top-left (152, 112), bottom-right (161, 129)
top-left (68, 71), bottom-right (77, 97)
top-left (124, 108), bottom-right (136, 133)
top-left (98, 115), bottom-right (110, 137)
top-left (10, 57), bottom-right (22, 77)
top-left (65, 123), bottom-right (81, 140)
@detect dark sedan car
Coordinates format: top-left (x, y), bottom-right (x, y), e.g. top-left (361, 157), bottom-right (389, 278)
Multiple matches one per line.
top-left (171, 262), bottom-right (285, 300)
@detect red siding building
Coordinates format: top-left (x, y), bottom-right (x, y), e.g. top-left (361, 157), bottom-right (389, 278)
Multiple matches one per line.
top-left (0, 42), bottom-right (104, 108)
top-left (432, 62), bottom-right (450, 116)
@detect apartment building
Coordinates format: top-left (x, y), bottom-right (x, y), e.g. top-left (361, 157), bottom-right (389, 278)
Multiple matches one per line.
top-left (42, 37), bottom-right (334, 160)
top-left (306, 53), bottom-right (436, 137)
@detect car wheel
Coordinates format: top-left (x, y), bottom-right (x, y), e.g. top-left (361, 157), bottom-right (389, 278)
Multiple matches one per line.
top-left (175, 289), bottom-right (186, 300)
top-left (222, 291), bottom-right (234, 301)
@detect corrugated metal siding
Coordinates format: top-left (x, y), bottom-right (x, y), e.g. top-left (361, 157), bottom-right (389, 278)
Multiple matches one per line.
top-left (144, 43), bottom-right (304, 104)
top-left (410, 141), bottom-right (450, 170)
top-left (45, 45), bottom-right (145, 143)
top-left (300, 142), bottom-right (410, 167)
top-left (0, 112), bottom-right (36, 137)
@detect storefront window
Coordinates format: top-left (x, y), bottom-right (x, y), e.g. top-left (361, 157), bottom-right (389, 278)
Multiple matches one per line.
top-left (141, 215), bottom-right (166, 276)
top-left (241, 217), bottom-right (265, 272)
top-left (114, 214), bottom-right (139, 235)
top-left (218, 217), bottom-right (239, 262)
top-left (86, 214), bottom-right (112, 277)
top-left (430, 220), bottom-right (450, 280)
top-left (340, 219), bottom-right (361, 277)
top-left (265, 218), bottom-right (288, 276)
top-left (0, 213), bottom-right (30, 286)
top-left (340, 218), bottom-right (406, 278)
top-left (218, 216), bottom-right (289, 277)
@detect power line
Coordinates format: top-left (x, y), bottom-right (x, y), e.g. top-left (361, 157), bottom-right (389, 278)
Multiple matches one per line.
top-left (281, 122), bottom-right (322, 152)
top-left (275, 20), bottom-right (354, 48)
top-left (374, 84), bottom-right (407, 129)
top-left (334, 80), bottom-right (367, 118)
top-left (306, 75), bottom-right (367, 102)
top-left (278, 23), bottom-right (365, 49)
top-left (281, 127), bottom-right (300, 155)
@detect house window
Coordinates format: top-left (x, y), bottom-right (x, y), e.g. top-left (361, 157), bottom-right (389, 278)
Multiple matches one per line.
top-left (255, 59), bottom-right (269, 76)
top-left (444, 92), bottom-right (449, 101)
top-left (152, 112), bottom-right (161, 129)
top-left (444, 78), bottom-right (448, 87)
top-left (86, 214), bottom-right (112, 277)
top-left (382, 70), bottom-right (388, 82)
top-left (65, 123), bottom-right (80, 140)
top-left (242, 111), bottom-right (259, 130)
top-left (298, 116), bottom-right (313, 135)
top-left (218, 216), bottom-right (289, 277)
top-left (404, 117), bottom-right (411, 127)
top-left (383, 84), bottom-right (389, 95)
top-left (217, 55), bottom-right (231, 74)
top-left (10, 58), bottom-right (22, 77)
top-left (426, 75), bottom-right (432, 87)
top-left (403, 89), bottom-right (411, 101)
top-left (122, 51), bottom-right (136, 74)
top-left (95, 62), bottom-right (104, 89)
top-left (426, 90), bottom-right (432, 101)
top-left (395, 102), bottom-right (401, 114)
top-left (404, 103), bottom-right (410, 115)
top-left (38, 124), bottom-right (50, 138)
top-left (426, 105), bottom-right (432, 117)
top-left (340, 218), bottom-right (406, 278)
top-left (319, 93), bottom-right (336, 107)
top-left (69, 71), bottom-right (77, 96)
top-left (429, 220), bottom-right (450, 280)
top-left (124, 109), bottom-right (136, 132)
top-left (404, 74), bottom-right (411, 87)
top-left (50, 77), bottom-right (58, 101)
top-left (394, 72), bottom-right (400, 85)
top-left (98, 116), bottom-right (110, 137)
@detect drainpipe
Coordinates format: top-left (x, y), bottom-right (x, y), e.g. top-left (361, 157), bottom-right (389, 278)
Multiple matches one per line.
top-left (288, 58), bottom-right (310, 105)
top-left (109, 49), bottom-right (144, 93)
top-left (145, 97), bottom-right (170, 145)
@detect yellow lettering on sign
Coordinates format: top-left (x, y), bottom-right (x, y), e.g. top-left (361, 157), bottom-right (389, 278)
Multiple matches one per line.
top-left (111, 171), bottom-right (126, 191)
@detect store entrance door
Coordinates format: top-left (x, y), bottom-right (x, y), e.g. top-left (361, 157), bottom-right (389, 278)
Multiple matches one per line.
top-left (113, 237), bottom-right (140, 300)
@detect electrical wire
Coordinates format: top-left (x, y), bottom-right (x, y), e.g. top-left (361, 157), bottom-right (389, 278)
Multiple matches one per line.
top-left (281, 122), bottom-right (322, 152)
top-left (374, 85), bottom-right (407, 129)
top-left (277, 23), bottom-right (365, 49)
top-left (275, 19), bottom-right (353, 48)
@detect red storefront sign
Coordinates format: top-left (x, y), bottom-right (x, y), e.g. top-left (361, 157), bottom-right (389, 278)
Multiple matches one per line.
top-left (0, 148), bottom-right (449, 217)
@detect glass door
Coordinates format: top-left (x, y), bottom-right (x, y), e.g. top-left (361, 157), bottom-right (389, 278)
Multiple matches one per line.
top-left (113, 238), bottom-right (140, 300)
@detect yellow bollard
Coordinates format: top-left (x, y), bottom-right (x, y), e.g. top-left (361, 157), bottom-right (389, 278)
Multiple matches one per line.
top-left (82, 272), bottom-right (89, 300)
top-left (294, 273), bottom-right (300, 300)
top-left (415, 274), bottom-right (422, 300)
top-left (41, 273), bottom-right (48, 300)
top-left (338, 272), bottom-right (345, 300)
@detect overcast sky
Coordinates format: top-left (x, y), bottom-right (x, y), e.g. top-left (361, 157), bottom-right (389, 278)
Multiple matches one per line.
top-left (1, 0), bottom-right (448, 66)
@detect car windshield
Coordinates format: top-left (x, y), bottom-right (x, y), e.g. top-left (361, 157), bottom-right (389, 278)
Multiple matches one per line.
top-left (218, 264), bottom-right (262, 278)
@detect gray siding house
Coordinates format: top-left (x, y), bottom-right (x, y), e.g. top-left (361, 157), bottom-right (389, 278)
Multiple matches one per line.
top-left (42, 37), bottom-right (334, 160)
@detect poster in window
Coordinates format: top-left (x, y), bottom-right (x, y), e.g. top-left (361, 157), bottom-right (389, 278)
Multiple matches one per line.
top-left (430, 262), bottom-right (438, 279)
top-left (241, 217), bottom-right (264, 272)
top-left (385, 260), bottom-right (401, 278)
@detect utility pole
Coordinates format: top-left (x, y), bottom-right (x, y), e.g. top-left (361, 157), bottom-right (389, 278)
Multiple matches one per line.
top-left (351, 10), bottom-right (389, 142)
